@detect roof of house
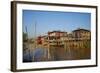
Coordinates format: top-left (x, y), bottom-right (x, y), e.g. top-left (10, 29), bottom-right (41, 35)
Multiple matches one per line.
top-left (72, 28), bottom-right (90, 32)
top-left (48, 30), bottom-right (67, 34)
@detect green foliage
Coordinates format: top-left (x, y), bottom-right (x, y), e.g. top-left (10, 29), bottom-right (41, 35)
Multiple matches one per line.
top-left (23, 32), bottom-right (28, 42)
top-left (83, 40), bottom-right (91, 49)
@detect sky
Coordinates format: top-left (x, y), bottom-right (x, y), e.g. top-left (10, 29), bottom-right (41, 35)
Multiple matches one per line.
top-left (23, 10), bottom-right (91, 38)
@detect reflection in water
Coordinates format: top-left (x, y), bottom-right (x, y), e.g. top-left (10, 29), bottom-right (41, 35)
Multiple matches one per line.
top-left (23, 47), bottom-right (90, 62)
top-left (23, 48), bottom-right (48, 62)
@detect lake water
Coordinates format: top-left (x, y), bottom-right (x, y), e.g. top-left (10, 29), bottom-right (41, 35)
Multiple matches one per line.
top-left (23, 48), bottom-right (79, 62)
top-left (23, 43), bottom-right (90, 62)
top-left (23, 48), bottom-right (48, 62)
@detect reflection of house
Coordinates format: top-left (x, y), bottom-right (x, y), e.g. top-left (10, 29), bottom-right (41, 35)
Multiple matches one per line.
top-left (47, 31), bottom-right (68, 60)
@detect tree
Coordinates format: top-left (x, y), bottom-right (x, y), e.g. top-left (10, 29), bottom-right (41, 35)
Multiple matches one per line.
top-left (23, 32), bottom-right (28, 42)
